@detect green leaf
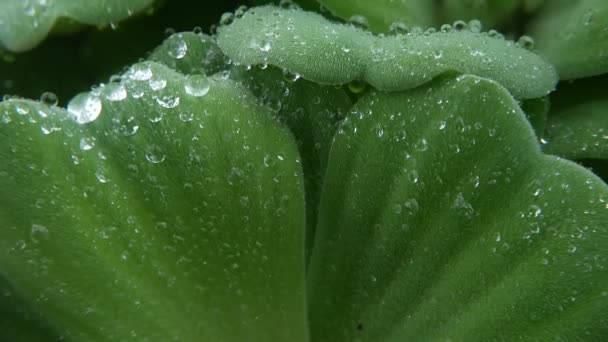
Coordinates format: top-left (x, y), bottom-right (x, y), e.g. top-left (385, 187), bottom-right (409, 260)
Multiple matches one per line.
top-left (0, 61), bottom-right (308, 341)
top-left (0, 0), bottom-right (155, 52)
top-left (229, 65), bottom-right (353, 261)
top-left (307, 75), bottom-right (608, 341)
top-left (528, 0), bottom-right (608, 79)
top-left (543, 101), bottom-right (608, 160)
top-left (217, 6), bottom-right (558, 99)
top-left (317, 0), bottom-right (435, 33)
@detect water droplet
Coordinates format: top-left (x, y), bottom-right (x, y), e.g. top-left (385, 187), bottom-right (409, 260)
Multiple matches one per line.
top-left (404, 198), bottom-right (419, 214)
top-left (129, 64), bottom-right (153, 81)
top-left (414, 138), bottom-right (428, 151)
top-left (79, 137), bottom-right (95, 151)
top-left (468, 19), bottom-right (482, 33)
top-left (67, 93), bottom-right (102, 124)
top-left (440, 24), bottom-right (452, 32)
top-left (30, 224), bottom-right (49, 244)
top-left (145, 145), bottom-right (166, 164)
top-left (348, 15), bottom-right (369, 30)
top-left (453, 192), bottom-right (474, 219)
top-left (220, 12), bottom-right (235, 26)
top-left (156, 95), bottom-right (180, 108)
top-left (104, 83), bottom-right (127, 101)
top-left (167, 36), bottom-right (188, 59)
top-left (40, 92), bottom-right (58, 106)
top-left (184, 75), bottom-right (210, 97)
top-left (259, 41), bottom-right (271, 52)
top-left (227, 167), bottom-right (245, 185)
top-left (433, 51), bottom-right (443, 59)
top-left (179, 112), bottom-right (194, 122)
top-left (235, 5), bottom-right (248, 18)
top-left (389, 21), bottom-right (409, 35)
top-left (282, 69), bottom-right (300, 82)
top-left (452, 20), bottom-right (467, 31)
top-left (517, 35), bottom-right (535, 50)
top-left (528, 204), bottom-right (542, 218)
top-left (149, 77), bottom-right (167, 91)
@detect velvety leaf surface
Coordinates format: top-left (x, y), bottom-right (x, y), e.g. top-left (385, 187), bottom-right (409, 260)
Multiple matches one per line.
top-left (0, 0), bottom-right (155, 52)
top-left (528, 0), bottom-right (608, 79)
top-left (0, 61), bottom-right (308, 341)
top-left (307, 75), bottom-right (608, 341)
top-left (543, 101), bottom-right (608, 160)
top-left (216, 6), bottom-right (557, 99)
top-left (317, 0), bottom-right (435, 33)
top-left (228, 65), bottom-right (352, 261)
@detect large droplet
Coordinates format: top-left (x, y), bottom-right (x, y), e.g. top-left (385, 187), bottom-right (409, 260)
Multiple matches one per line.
top-left (129, 64), bottom-right (153, 81)
top-left (67, 93), bottom-right (102, 124)
top-left (184, 75), bottom-right (210, 97)
top-left (167, 35), bottom-right (188, 59)
top-left (103, 83), bottom-right (127, 101)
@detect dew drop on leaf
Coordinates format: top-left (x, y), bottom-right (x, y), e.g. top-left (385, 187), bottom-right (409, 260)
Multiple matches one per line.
top-left (145, 144), bottom-right (166, 164)
top-left (39, 92), bottom-right (58, 106)
top-left (129, 64), bottom-right (153, 81)
top-left (30, 224), bottom-right (49, 244)
top-left (348, 15), bottom-right (369, 30)
top-left (389, 21), bottom-right (409, 35)
top-left (156, 95), bottom-right (180, 108)
top-left (184, 75), bottom-right (210, 97)
top-left (67, 93), bottom-right (102, 124)
top-left (104, 83), bottom-right (127, 101)
top-left (79, 137), bottom-right (95, 151)
top-left (167, 35), bottom-right (188, 59)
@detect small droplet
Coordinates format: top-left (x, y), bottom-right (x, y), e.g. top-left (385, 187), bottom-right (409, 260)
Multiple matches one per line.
top-left (156, 95), bottom-right (180, 108)
top-left (40, 92), bottom-right (58, 106)
top-left (67, 93), bottom-right (102, 124)
top-left (30, 224), bottom-right (49, 244)
top-left (517, 35), bottom-right (535, 50)
top-left (179, 112), bottom-right (194, 122)
top-left (184, 75), bottom-right (210, 97)
top-left (440, 24), bottom-right (452, 32)
top-left (389, 22), bottom-right (409, 35)
top-left (452, 20), bottom-right (467, 31)
top-left (145, 145), bottom-right (166, 164)
top-left (282, 69), bottom-right (300, 83)
top-left (220, 12), bottom-right (235, 26)
top-left (259, 41), bottom-right (271, 52)
top-left (348, 15), bottom-right (369, 30)
top-left (79, 137), bottom-right (95, 151)
top-left (468, 19), bottom-right (482, 33)
top-left (414, 138), bottom-right (428, 151)
top-left (149, 77), bottom-right (167, 91)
